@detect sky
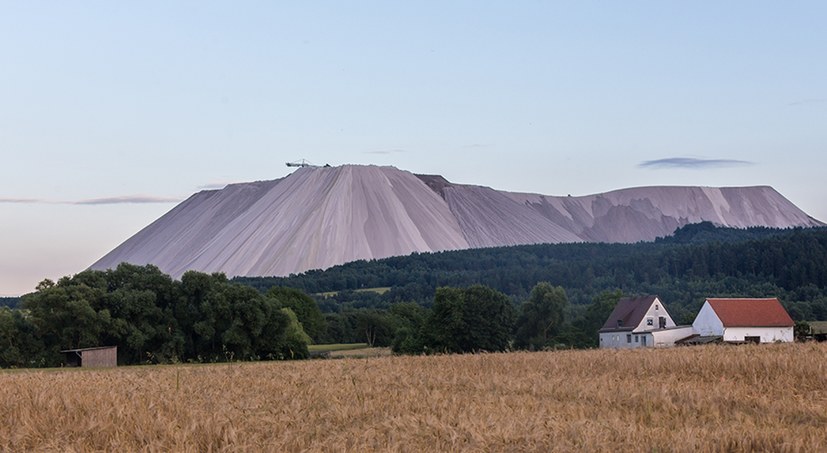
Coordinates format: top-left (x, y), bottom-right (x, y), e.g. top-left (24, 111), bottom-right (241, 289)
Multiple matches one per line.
top-left (2, 2), bottom-right (826, 296)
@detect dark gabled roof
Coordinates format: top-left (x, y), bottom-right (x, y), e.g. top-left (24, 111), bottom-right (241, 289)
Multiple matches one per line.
top-left (599, 295), bottom-right (658, 332)
top-left (706, 298), bottom-right (794, 328)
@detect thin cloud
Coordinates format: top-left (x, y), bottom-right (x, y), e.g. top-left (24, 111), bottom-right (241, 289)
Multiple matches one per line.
top-left (75, 195), bottom-right (182, 205)
top-left (0, 197), bottom-right (46, 204)
top-left (639, 157), bottom-right (754, 170)
top-left (788, 98), bottom-right (827, 107)
top-left (0, 195), bottom-right (181, 205)
top-left (364, 149), bottom-right (406, 155)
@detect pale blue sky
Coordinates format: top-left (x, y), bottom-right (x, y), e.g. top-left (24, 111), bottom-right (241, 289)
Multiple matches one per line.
top-left (2, 2), bottom-right (826, 295)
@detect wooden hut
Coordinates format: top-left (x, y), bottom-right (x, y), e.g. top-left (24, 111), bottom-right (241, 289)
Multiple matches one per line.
top-left (61, 346), bottom-right (117, 368)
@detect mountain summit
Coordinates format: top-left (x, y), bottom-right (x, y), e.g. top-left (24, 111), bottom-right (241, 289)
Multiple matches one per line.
top-left (91, 165), bottom-right (823, 278)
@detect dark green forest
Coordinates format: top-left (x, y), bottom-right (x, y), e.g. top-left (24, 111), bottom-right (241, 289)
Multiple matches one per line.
top-left (0, 297), bottom-right (19, 309)
top-left (236, 223), bottom-right (827, 323)
top-left (232, 223), bottom-right (827, 350)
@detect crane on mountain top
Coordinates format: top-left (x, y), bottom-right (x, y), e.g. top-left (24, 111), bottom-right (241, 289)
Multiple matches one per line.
top-left (286, 159), bottom-right (315, 168)
top-left (285, 159), bottom-right (331, 168)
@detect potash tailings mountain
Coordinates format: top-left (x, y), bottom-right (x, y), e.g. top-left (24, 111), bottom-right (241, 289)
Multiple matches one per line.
top-left (91, 165), bottom-right (824, 279)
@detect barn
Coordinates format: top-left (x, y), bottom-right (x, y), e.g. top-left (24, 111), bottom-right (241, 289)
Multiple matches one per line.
top-left (61, 346), bottom-right (118, 368)
top-left (692, 298), bottom-right (794, 343)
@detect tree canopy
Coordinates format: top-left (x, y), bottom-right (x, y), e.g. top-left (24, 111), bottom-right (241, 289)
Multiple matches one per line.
top-left (425, 285), bottom-right (515, 353)
top-left (1, 264), bottom-right (310, 368)
top-left (514, 283), bottom-right (568, 350)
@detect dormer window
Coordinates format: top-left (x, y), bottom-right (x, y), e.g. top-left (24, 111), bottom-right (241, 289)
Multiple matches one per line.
top-left (616, 319), bottom-right (623, 328)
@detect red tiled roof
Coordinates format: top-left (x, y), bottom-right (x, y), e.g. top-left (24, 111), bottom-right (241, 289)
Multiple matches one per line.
top-left (706, 298), bottom-right (794, 328)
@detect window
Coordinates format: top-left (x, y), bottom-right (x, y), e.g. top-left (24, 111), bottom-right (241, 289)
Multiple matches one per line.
top-left (635, 336), bottom-right (639, 343)
top-left (642, 336), bottom-right (647, 346)
top-left (627, 334), bottom-right (632, 343)
top-left (655, 304), bottom-right (659, 310)
top-left (646, 318), bottom-right (654, 326)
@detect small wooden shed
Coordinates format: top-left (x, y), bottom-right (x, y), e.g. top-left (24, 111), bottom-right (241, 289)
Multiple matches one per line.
top-left (61, 346), bottom-right (118, 368)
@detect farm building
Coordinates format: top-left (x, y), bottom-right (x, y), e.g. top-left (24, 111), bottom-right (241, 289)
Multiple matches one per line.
top-left (598, 295), bottom-right (693, 349)
top-left (691, 298), bottom-right (794, 343)
top-left (61, 346), bottom-right (118, 368)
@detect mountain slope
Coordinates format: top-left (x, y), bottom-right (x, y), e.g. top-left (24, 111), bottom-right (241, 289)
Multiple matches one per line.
top-left (93, 166), bottom-right (468, 278)
top-left (91, 165), bottom-right (822, 278)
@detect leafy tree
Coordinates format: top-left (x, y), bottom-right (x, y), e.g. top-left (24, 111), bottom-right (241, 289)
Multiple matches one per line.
top-left (514, 283), bottom-right (568, 350)
top-left (220, 283), bottom-right (269, 360)
top-left (276, 308), bottom-right (311, 359)
top-left (22, 278), bottom-right (110, 365)
top-left (574, 290), bottom-right (622, 347)
top-left (98, 264), bottom-right (182, 363)
top-left (425, 285), bottom-right (515, 353)
top-left (354, 310), bottom-right (396, 347)
top-left (0, 308), bottom-right (42, 368)
top-left (390, 302), bottom-right (428, 354)
top-left (794, 321), bottom-right (811, 341)
top-left (267, 286), bottom-right (326, 343)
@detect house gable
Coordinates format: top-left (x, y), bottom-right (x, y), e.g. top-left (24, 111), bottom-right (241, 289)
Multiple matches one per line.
top-left (692, 301), bottom-right (724, 336)
top-left (631, 297), bottom-right (677, 332)
top-left (599, 295), bottom-right (676, 333)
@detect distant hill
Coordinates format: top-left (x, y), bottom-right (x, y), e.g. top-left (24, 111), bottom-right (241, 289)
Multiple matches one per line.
top-left (91, 165), bottom-right (823, 279)
top-left (234, 225), bottom-right (827, 323)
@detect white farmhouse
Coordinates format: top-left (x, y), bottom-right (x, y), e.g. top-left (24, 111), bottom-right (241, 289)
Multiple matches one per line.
top-left (598, 295), bottom-right (694, 349)
top-left (692, 298), bottom-right (794, 343)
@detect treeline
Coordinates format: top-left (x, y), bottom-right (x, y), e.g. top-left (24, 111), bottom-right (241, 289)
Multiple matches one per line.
top-left (0, 297), bottom-right (19, 309)
top-left (310, 282), bottom-right (609, 354)
top-left (0, 264), bottom-right (318, 368)
top-left (1, 263), bottom-right (596, 367)
top-left (236, 224), bottom-right (827, 323)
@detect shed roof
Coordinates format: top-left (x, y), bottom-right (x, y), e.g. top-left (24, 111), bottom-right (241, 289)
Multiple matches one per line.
top-left (60, 346), bottom-right (117, 353)
top-left (676, 335), bottom-right (723, 345)
top-left (706, 298), bottom-right (794, 328)
top-left (599, 295), bottom-right (658, 332)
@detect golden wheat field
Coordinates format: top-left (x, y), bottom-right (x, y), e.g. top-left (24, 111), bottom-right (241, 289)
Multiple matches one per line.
top-left (1, 343), bottom-right (826, 452)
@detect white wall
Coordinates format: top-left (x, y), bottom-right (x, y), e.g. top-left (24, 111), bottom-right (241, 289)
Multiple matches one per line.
top-left (692, 302), bottom-right (724, 336)
top-left (723, 327), bottom-right (794, 343)
top-left (599, 332), bottom-right (652, 349)
top-left (651, 326), bottom-right (695, 347)
top-left (632, 297), bottom-right (677, 332)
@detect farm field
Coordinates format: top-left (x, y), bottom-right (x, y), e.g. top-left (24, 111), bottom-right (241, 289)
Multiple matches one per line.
top-left (1, 343), bottom-right (826, 452)
top-left (309, 343), bottom-right (392, 359)
top-left (315, 287), bottom-right (392, 298)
